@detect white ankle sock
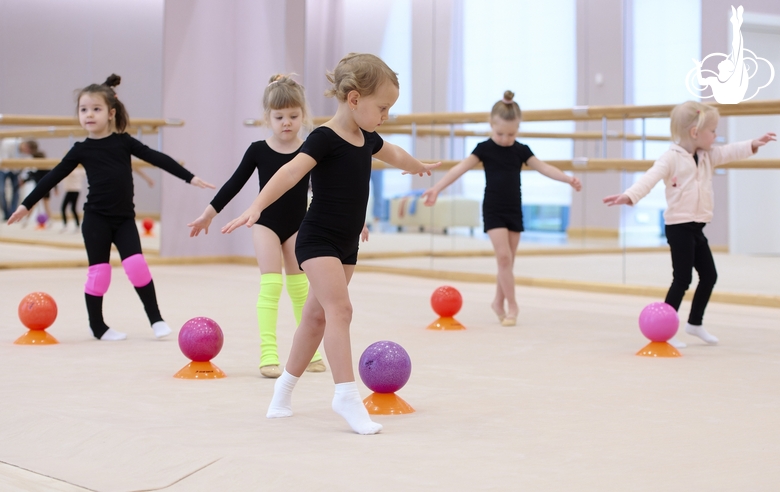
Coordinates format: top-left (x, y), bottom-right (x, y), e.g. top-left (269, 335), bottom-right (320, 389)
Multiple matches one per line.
top-left (152, 321), bottom-right (172, 338)
top-left (668, 337), bottom-right (686, 349)
top-left (99, 328), bottom-right (127, 341)
top-left (332, 382), bottom-right (382, 435)
top-left (685, 323), bottom-right (719, 344)
top-left (266, 370), bottom-right (298, 418)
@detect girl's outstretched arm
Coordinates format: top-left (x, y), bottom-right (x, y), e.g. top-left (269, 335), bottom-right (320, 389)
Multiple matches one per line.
top-left (222, 153), bottom-right (316, 234)
top-left (527, 156), bottom-right (582, 191)
top-left (752, 132), bottom-right (777, 152)
top-left (420, 154), bottom-right (481, 206)
top-left (373, 142), bottom-right (440, 176)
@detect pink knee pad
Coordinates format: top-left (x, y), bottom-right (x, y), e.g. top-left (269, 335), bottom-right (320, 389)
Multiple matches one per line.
top-left (85, 263), bottom-right (111, 296)
top-left (122, 254), bottom-right (152, 287)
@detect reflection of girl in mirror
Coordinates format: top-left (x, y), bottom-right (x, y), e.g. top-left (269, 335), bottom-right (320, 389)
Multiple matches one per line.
top-left (223, 53), bottom-right (439, 434)
top-left (188, 74), bottom-right (327, 379)
top-left (422, 91), bottom-right (581, 327)
top-left (7, 74), bottom-right (215, 341)
top-left (603, 101), bottom-right (775, 348)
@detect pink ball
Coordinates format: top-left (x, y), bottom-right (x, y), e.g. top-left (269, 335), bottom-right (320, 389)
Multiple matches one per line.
top-left (178, 317), bottom-right (223, 362)
top-left (638, 302), bottom-right (679, 342)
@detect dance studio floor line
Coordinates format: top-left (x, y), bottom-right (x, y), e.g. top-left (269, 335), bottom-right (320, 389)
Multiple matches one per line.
top-left (1, 265), bottom-right (779, 491)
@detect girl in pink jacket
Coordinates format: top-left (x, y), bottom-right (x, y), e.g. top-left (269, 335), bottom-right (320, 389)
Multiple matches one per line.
top-left (604, 101), bottom-right (775, 348)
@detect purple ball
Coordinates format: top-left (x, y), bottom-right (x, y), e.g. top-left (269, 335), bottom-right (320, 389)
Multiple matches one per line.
top-left (178, 317), bottom-right (223, 362)
top-left (638, 302), bottom-right (679, 342)
top-left (358, 341), bottom-right (412, 394)
top-left (36, 213), bottom-right (48, 225)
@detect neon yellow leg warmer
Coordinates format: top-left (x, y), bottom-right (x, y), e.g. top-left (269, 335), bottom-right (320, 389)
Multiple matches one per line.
top-left (257, 273), bottom-right (283, 367)
top-left (285, 273), bottom-right (322, 363)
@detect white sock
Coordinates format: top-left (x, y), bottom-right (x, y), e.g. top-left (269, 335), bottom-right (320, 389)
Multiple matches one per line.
top-left (685, 323), bottom-right (719, 344)
top-left (152, 321), bottom-right (172, 339)
top-left (266, 370), bottom-right (298, 418)
top-left (332, 382), bottom-right (382, 435)
top-left (668, 337), bottom-right (686, 349)
top-left (99, 328), bottom-right (127, 341)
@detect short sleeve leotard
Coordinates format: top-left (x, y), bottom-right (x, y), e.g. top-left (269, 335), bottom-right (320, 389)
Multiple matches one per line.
top-left (295, 126), bottom-right (383, 266)
top-left (210, 141), bottom-right (308, 243)
top-left (472, 139), bottom-right (534, 233)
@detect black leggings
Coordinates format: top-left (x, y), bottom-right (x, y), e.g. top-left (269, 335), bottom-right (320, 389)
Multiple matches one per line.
top-left (82, 212), bottom-right (142, 264)
top-left (61, 191), bottom-right (80, 226)
top-left (664, 222), bottom-right (717, 326)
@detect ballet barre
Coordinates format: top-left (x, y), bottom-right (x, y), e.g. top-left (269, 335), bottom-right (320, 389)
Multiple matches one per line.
top-left (0, 126), bottom-right (161, 139)
top-left (0, 114), bottom-right (183, 128)
top-left (0, 158), bottom-right (165, 170)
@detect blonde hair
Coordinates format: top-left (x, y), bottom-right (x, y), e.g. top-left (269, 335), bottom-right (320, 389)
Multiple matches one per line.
top-left (670, 101), bottom-right (719, 143)
top-left (324, 53), bottom-right (399, 102)
top-left (262, 74), bottom-right (310, 127)
top-left (491, 91), bottom-right (522, 121)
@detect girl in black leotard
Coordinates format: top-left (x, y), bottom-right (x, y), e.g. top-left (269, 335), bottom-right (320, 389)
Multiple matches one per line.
top-left (188, 75), bottom-right (325, 378)
top-left (223, 53), bottom-right (439, 435)
top-left (422, 91), bottom-right (582, 327)
top-left (8, 74), bottom-right (214, 341)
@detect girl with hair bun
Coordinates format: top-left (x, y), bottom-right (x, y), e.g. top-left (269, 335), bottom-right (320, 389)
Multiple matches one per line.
top-left (422, 91), bottom-right (582, 327)
top-left (223, 53), bottom-right (439, 435)
top-left (604, 100), bottom-right (775, 348)
top-left (189, 74), bottom-right (327, 378)
top-left (8, 74), bottom-right (215, 341)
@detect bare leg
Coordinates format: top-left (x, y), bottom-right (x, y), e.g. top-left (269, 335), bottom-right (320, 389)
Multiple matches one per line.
top-left (488, 228), bottom-right (521, 322)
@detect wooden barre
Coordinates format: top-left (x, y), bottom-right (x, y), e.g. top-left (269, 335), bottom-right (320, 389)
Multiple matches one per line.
top-left (0, 126), bottom-right (161, 139)
top-left (0, 114), bottom-right (184, 128)
top-left (371, 158), bottom-right (780, 172)
top-left (0, 158), bottom-right (167, 170)
top-left (374, 125), bottom-right (670, 142)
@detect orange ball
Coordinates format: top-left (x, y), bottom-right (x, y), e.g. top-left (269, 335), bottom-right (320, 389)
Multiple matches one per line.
top-left (18, 292), bottom-right (58, 331)
top-left (430, 286), bottom-right (462, 317)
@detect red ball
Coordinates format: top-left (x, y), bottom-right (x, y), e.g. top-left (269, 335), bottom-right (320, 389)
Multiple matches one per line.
top-left (142, 218), bottom-right (154, 233)
top-left (178, 317), bottom-right (224, 362)
top-left (18, 292), bottom-right (58, 330)
top-left (430, 286), bottom-right (462, 317)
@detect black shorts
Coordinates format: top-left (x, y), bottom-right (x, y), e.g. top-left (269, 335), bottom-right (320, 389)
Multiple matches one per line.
top-left (256, 217), bottom-right (299, 244)
top-left (295, 223), bottom-right (359, 268)
top-left (483, 209), bottom-right (524, 233)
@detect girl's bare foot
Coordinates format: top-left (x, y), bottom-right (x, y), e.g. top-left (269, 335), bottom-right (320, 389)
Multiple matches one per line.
top-left (491, 300), bottom-right (506, 322)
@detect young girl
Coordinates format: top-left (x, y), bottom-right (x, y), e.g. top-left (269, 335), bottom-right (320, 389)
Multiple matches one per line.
top-left (7, 74), bottom-right (214, 341)
top-left (188, 74), bottom-right (326, 378)
top-left (223, 53), bottom-right (439, 435)
top-left (603, 101), bottom-right (775, 347)
top-left (421, 91), bottom-right (582, 326)
top-left (61, 166), bottom-right (86, 231)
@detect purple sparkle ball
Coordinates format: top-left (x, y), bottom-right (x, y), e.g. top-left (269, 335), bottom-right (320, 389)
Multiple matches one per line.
top-left (178, 317), bottom-right (224, 362)
top-left (638, 302), bottom-right (679, 342)
top-left (358, 340), bottom-right (412, 394)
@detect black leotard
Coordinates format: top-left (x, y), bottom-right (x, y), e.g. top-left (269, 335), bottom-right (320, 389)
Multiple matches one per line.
top-left (295, 126), bottom-right (383, 266)
top-left (21, 133), bottom-right (193, 218)
top-left (472, 139), bottom-right (534, 232)
top-left (210, 141), bottom-right (308, 243)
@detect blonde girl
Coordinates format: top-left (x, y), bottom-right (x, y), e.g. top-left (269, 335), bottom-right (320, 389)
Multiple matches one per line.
top-left (421, 91), bottom-right (581, 326)
top-left (604, 101), bottom-right (775, 347)
top-left (223, 53), bottom-right (439, 434)
top-left (188, 75), bottom-right (325, 378)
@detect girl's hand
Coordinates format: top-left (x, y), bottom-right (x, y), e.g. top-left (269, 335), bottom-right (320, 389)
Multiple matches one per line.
top-left (6, 205), bottom-right (30, 225)
top-left (752, 132), bottom-right (777, 152)
top-left (421, 188), bottom-right (439, 206)
top-left (402, 161), bottom-right (442, 177)
top-left (188, 214), bottom-right (213, 237)
top-left (569, 176), bottom-right (582, 191)
top-left (602, 194), bottom-right (633, 206)
top-left (191, 176), bottom-right (216, 189)
top-left (144, 176), bottom-right (155, 187)
top-left (361, 223), bottom-right (369, 242)
top-left (221, 210), bottom-right (258, 234)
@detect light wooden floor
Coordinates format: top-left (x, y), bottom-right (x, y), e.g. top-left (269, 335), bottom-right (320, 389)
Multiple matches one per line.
top-left (1, 264), bottom-right (779, 491)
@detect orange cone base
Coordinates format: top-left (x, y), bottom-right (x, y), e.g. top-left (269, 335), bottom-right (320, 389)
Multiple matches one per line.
top-left (363, 392), bottom-right (415, 415)
top-left (143, 231), bottom-right (154, 237)
top-left (14, 330), bottom-right (59, 345)
top-left (174, 361), bottom-right (226, 379)
top-left (427, 316), bottom-right (466, 330)
top-left (636, 341), bottom-right (681, 358)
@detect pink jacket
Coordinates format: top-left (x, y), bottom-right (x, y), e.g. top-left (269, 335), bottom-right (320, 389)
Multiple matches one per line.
top-left (624, 141), bottom-right (754, 225)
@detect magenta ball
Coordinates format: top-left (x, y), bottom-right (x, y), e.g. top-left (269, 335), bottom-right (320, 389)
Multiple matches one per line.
top-left (358, 341), bottom-right (412, 394)
top-left (178, 317), bottom-right (223, 362)
top-left (638, 302), bottom-right (679, 342)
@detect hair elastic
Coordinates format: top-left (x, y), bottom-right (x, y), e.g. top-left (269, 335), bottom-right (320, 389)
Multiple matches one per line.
top-left (502, 98), bottom-right (513, 104)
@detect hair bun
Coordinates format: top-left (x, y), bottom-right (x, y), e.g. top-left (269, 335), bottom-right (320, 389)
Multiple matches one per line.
top-left (104, 74), bottom-right (121, 88)
top-left (502, 90), bottom-right (515, 102)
